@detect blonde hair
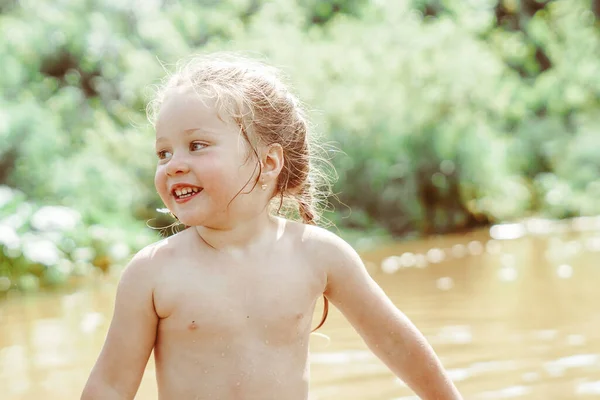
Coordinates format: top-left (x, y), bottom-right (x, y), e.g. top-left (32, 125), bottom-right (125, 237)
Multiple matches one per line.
top-left (147, 52), bottom-right (333, 331)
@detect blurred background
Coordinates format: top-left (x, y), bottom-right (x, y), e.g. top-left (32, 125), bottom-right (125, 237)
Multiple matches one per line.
top-left (1, 0), bottom-right (600, 398)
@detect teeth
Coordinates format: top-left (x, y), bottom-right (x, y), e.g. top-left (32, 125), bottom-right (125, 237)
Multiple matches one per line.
top-left (174, 187), bottom-right (200, 197)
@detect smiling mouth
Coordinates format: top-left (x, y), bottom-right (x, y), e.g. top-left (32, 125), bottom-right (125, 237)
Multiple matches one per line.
top-left (172, 187), bottom-right (203, 202)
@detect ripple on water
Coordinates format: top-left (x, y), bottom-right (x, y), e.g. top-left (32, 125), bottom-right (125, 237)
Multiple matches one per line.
top-left (475, 385), bottom-right (532, 399)
top-left (498, 266), bottom-right (518, 282)
top-left (433, 325), bottom-right (473, 345)
top-left (436, 277), bottom-right (454, 291)
top-left (309, 350), bottom-right (374, 365)
top-left (429, 360), bottom-right (523, 386)
top-left (557, 264), bottom-right (573, 279)
top-left (533, 329), bottom-right (559, 341)
top-left (500, 254), bottom-right (516, 268)
top-left (426, 248), bottom-right (445, 264)
top-left (567, 334), bottom-right (586, 346)
top-left (576, 380), bottom-right (600, 395)
top-left (415, 253), bottom-right (428, 268)
top-left (572, 216), bottom-right (600, 232)
top-left (489, 223), bottom-right (526, 240)
top-left (451, 244), bottom-right (467, 258)
top-left (486, 240), bottom-right (502, 255)
top-left (381, 256), bottom-right (401, 274)
top-left (521, 372), bottom-right (540, 382)
top-left (80, 312), bottom-right (104, 334)
top-left (543, 353), bottom-right (600, 377)
top-left (399, 252), bottom-right (417, 268)
top-left (445, 368), bottom-right (471, 382)
top-left (467, 240), bottom-right (484, 255)
top-left (585, 236), bottom-right (600, 252)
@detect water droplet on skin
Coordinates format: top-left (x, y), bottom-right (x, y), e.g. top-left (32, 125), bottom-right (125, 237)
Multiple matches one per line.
top-left (221, 352), bottom-right (225, 357)
top-left (265, 340), bottom-right (269, 344)
top-left (204, 370), bottom-right (208, 374)
top-left (236, 382), bottom-right (241, 386)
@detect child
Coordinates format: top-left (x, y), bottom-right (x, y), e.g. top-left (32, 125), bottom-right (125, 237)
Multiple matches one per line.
top-left (81, 53), bottom-right (463, 400)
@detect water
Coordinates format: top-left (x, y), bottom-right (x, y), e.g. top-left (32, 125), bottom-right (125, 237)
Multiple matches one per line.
top-left (1, 226), bottom-right (600, 399)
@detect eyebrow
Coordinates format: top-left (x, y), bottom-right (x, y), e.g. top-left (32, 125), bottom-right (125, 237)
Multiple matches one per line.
top-left (155, 128), bottom-right (216, 144)
top-left (186, 128), bottom-right (221, 137)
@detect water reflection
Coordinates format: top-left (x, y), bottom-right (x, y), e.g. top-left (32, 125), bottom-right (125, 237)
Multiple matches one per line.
top-left (1, 227), bottom-right (600, 399)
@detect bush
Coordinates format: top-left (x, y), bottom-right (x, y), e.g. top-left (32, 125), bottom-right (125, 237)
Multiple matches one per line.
top-left (0, 186), bottom-right (156, 294)
top-left (0, 0), bottom-right (598, 256)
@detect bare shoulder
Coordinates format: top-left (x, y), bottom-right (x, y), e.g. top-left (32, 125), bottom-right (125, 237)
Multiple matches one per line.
top-left (125, 227), bottom-right (193, 272)
top-left (123, 237), bottom-right (165, 273)
top-left (118, 228), bottom-right (188, 287)
top-left (287, 221), bottom-right (363, 276)
top-left (299, 224), bottom-right (390, 332)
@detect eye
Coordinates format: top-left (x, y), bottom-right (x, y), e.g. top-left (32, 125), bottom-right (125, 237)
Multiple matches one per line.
top-left (156, 150), bottom-right (172, 160)
top-left (190, 141), bottom-right (207, 151)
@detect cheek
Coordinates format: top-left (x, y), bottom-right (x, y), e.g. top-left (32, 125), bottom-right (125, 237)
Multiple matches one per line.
top-left (154, 167), bottom-right (168, 199)
top-left (200, 156), bottom-right (237, 183)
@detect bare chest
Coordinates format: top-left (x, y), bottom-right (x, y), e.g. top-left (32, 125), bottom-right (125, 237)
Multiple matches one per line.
top-left (153, 255), bottom-right (326, 343)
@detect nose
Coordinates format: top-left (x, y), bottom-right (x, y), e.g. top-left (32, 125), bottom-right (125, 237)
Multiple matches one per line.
top-left (165, 153), bottom-right (190, 176)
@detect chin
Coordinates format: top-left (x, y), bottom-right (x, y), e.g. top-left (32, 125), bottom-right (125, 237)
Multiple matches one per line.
top-left (176, 213), bottom-right (208, 227)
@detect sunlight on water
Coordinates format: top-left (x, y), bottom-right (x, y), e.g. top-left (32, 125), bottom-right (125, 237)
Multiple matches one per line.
top-left (475, 385), bottom-right (532, 399)
top-left (2, 226), bottom-right (600, 399)
top-left (576, 380), bottom-right (600, 395)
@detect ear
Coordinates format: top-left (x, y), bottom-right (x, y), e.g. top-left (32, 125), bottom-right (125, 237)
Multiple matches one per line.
top-left (260, 143), bottom-right (284, 183)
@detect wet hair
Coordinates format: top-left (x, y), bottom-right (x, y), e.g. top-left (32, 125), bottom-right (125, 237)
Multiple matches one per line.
top-left (147, 53), bottom-right (332, 332)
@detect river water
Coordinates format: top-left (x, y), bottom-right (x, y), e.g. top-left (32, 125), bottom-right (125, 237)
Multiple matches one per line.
top-left (1, 221), bottom-right (600, 399)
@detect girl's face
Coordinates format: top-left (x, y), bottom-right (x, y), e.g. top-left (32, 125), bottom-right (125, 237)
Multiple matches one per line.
top-left (154, 86), bottom-right (264, 228)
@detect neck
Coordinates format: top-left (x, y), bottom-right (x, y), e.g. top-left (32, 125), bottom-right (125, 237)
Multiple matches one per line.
top-left (193, 211), bottom-right (281, 253)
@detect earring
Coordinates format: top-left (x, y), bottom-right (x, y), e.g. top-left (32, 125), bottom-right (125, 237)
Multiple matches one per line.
top-left (261, 184), bottom-right (267, 191)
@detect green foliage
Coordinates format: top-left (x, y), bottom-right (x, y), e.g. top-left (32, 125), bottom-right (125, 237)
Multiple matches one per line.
top-left (0, 185), bottom-right (157, 294)
top-left (0, 0), bottom-right (599, 286)
top-left (298, 0), bottom-right (367, 25)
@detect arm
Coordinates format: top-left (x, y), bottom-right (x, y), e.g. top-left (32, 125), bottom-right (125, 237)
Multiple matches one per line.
top-left (81, 250), bottom-right (159, 400)
top-left (321, 233), bottom-right (462, 400)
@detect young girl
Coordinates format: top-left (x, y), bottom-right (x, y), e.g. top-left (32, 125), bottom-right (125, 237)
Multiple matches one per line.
top-left (81, 53), bottom-right (463, 400)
